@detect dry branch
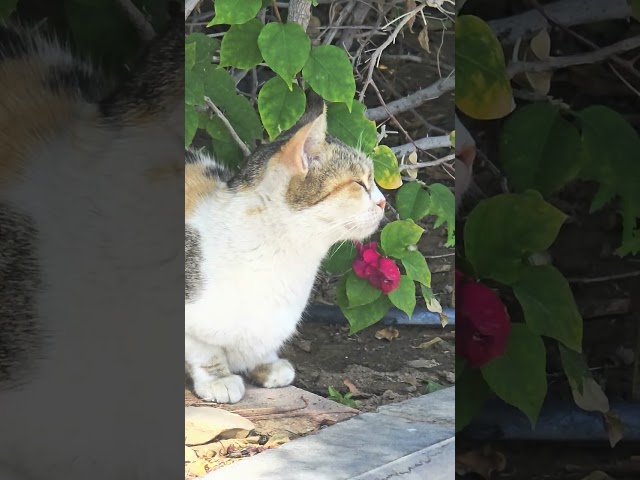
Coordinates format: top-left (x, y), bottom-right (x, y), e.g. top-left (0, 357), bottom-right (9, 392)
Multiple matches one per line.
top-left (365, 74), bottom-right (454, 121)
top-left (487, 0), bottom-right (631, 45)
top-left (203, 97), bottom-right (252, 157)
top-left (185, 0), bottom-right (202, 20)
top-left (507, 35), bottom-right (640, 77)
top-left (287, 0), bottom-right (313, 30)
top-left (391, 135), bottom-right (452, 157)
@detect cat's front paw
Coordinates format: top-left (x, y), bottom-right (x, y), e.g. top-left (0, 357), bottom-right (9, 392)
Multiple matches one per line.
top-left (249, 359), bottom-right (295, 388)
top-left (194, 374), bottom-right (245, 404)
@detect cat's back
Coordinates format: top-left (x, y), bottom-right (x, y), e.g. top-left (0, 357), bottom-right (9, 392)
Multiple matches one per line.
top-left (185, 149), bottom-right (232, 219)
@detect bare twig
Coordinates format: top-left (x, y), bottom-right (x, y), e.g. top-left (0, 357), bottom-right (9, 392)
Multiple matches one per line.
top-left (487, 0), bottom-right (631, 45)
top-left (287, 0), bottom-right (313, 30)
top-left (391, 135), bottom-right (452, 157)
top-left (185, 0), bottom-right (203, 20)
top-left (365, 73), bottom-right (455, 121)
top-left (271, 0), bottom-right (283, 23)
top-left (359, 4), bottom-right (426, 102)
top-left (399, 154), bottom-right (455, 170)
top-left (322, 0), bottom-right (357, 45)
top-left (567, 271), bottom-right (640, 284)
top-left (507, 35), bottom-right (640, 77)
top-left (369, 80), bottom-right (422, 151)
top-left (115, 0), bottom-right (155, 42)
top-left (203, 96), bottom-right (252, 157)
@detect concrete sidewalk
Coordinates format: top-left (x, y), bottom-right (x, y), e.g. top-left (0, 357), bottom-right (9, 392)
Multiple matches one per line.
top-left (205, 386), bottom-right (455, 480)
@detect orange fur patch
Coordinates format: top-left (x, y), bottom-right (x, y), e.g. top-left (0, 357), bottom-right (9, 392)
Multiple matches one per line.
top-left (0, 57), bottom-right (75, 184)
top-left (185, 163), bottom-right (217, 218)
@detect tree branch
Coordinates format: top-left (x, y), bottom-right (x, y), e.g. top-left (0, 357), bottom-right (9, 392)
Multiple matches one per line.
top-left (507, 35), bottom-right (640, 77)
top-left (203, 97), bottom-right (252, 157)
top-left (287, 0), bottom-right (313, 30)
top-left (390, 135), bottom-right (452, 157)
top-left (115, 0), bottom-right (155, 42)
top-left (365, 74), bottom-right (454, 121)
top-left (185, 0), bottom-right (202, 20)
top-left (399, 154), bottom-right (455, 170)
top-left (487, 0), bottom-right (631, 45)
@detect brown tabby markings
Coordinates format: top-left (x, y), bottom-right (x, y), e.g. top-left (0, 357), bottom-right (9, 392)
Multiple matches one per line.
top-left (0, 59), bottom-right (76, 183)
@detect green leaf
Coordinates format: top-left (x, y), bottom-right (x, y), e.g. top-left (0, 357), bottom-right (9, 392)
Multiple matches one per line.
top-left (186, 32), bottom-right (219, 70)
top-left (500, 103), bottom-right (584, 196)
top-left (209, 0), bottom-right (262, 25)
top-left (185, 68), bottom-right (204, 106)
top-left (185, 42), bottom-right (197, 70)
top-left (456, 15), bottom-right (514, 120)
top-left (303, 45), bottom-right (356, 107)
top-left (371, 145), bottom-right (403, 189)
top-left (185, 106), bottom-right (198, 147)
top-left (220, 18), bottom-right (264, 69)
top-left (455, 367), bottom-right (491, 432)
top-left (387, 276), bottom-right (416, 319)
top-left (481, 324), bottom-right (547, 427)
top-left (258, 22), bottom-right (310, 88)
top-left (424, 381), bottom-right (446, 394)
top-left (339, 289), bottom-right (392, 335)
top-left (559, 343), bottom-right (589, 395)
top-left (327, 386), bottom-right (340, 398)
top-left (206, 118), bottom-right (244, 169)
top-left (326, 101), bottom-right (377, 154)
top-left (513, 265), bottom-right (583, 352)
top-left (396, 183), bottom-right (431, 221)
top-left (401, 251), bottom-right (431, 287)
top-left (346, 271), bottom-right (382, 307)
top-left (322, 242), bottom-right (358, 274)
top-left (464, 190), bottom-right (567, 284)
top-left (258, 77), bottom-right (306, 140)
top-left (380, 220), bottom-right (424, 259)
top-left (428, 184), bottom-right (456, 247)
top-left (578, 105), bottom-right (640, 256)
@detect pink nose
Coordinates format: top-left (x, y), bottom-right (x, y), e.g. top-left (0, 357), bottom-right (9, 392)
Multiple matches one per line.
top-left (376, 198), bottom-right (386, 209)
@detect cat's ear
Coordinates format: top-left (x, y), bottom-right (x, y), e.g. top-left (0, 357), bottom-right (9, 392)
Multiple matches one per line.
top-left (280, 109), bottom-right (327, 175)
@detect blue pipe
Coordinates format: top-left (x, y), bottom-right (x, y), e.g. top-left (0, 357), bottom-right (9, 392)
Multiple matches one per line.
top-left (304, 304), bottom-right (455, 326)
top-left (463, 398), bottom-right (640, 442)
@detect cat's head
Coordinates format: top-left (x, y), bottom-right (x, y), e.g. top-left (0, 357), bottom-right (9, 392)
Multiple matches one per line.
top-left (230, 107), bottom-right (386, 245)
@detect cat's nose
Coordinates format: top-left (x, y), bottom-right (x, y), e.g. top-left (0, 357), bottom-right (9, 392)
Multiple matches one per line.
top-left (376, 198), bottom-right (386, 209)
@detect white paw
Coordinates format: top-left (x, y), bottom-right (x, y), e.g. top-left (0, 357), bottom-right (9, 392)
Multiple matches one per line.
top-left (262, 359), bottom-right (295, 388)
top-left (194, 375), bottom-right (245, 404)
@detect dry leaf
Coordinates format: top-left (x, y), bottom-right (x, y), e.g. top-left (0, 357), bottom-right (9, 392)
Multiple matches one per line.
top-left (406, 151), bottom-right (418, 180)
top-left (456, 448), bottom-right (507, 479)
top-left (439, 312), bottom-right (449, 328)
top-left (529, 30), bottom-right (551, 60)
top-left (425, 295), bottom-right (442, 313)
top-left (602, 411), bottom-right (624, 448)
top-left (524, 30), bottom-right (551, 95)
top-left (343, 378), bottom-right (362, 396)
top-left (295, 338), bottom-right (312, 353)
top-left (375, 326), bottom-right (400, 341)
top-left (572, 377), bottom-right (610, 413)
top-left (407, 358), bottom-right (439, 369)
top-left (185, 446), bottom-right (199, 463)
top-left (417, 337), bottom-right (442, 349)
top-left (378, 64), bottom-right (388, 70)
top-left (406, 0), bottom-right (417, 32)
top-left (418, 27), bottom-right (430, 52)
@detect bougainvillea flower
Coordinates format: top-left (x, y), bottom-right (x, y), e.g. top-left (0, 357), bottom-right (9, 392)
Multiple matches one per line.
top-left (456, 270), bottom-right (511, 368)
top-left (353, 241), bottom-right (401, 294)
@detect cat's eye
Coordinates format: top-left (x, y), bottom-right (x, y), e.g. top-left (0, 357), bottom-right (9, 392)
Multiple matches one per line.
top-left (354, 180), bottom-right (369, 191)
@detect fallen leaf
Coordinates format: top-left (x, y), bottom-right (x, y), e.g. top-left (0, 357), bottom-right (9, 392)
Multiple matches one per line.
top-left (295, 338), bottom-right (312, 353)
top-left (455, 448), bottom-right (507, 479)
top-left (185, 407), bottom-right (255, 445)
top-left (406, 0), bottom-right (417, 32)
top-left (186, 459), bottom-right (209, 477)
top-left (185, 446), bottom-right (198, 463)
top-left (343, 378), bottom-right (362, 396)
top-left (571, 377), bottom-right (610, 414)
top-left (265, 432), bottom-right (290, 448)
top-left (439, 312), bottom-right (449, 327)
top-left (375, 326), bottom-right (400, 341)
top-left (417, 337), bottom-right (442, 349)
top-left (602, 411), bottom-right (624, 447)
top-left (418, 27), bottom-right (430, 52)
top-left (407, 358), bottom-right (439, 369)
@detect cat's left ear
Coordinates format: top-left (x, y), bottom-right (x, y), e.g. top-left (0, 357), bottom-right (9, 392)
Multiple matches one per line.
top-left (280, 107), bottom-right (327, 176)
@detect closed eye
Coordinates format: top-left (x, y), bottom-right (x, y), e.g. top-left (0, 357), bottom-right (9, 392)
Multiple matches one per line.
top-left (354, 180), bottom-right (369, 192)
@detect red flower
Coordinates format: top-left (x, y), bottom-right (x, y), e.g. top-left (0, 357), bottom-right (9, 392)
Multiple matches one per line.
top-left (353, 242), bottom-right (401, 294)
top-left (456, 270), bottom-right (510, 368)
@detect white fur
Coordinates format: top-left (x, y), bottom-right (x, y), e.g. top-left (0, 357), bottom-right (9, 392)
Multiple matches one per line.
top-left (0, 69), bottom-right (184, 480)
top-left (185, 142), bottom-right (385, 403)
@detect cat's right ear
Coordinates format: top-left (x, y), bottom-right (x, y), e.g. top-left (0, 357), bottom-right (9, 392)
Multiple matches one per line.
top-left (279, 111), bottom-right (327, 176)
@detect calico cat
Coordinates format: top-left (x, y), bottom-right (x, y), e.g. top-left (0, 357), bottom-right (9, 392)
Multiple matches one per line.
top-left (185, 108), bottom-right (387, 403)
top-left (0, 12), bottom-right (183, 480)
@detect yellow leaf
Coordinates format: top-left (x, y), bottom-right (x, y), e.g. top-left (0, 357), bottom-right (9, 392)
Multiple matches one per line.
top-left (372, 145), bottom-right (403, 190)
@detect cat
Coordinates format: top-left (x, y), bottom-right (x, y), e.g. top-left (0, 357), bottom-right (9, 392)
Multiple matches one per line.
top-left (0, 10), bottom-right (184, 480)
top-left (185, 107), bottom-right (387, 404)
